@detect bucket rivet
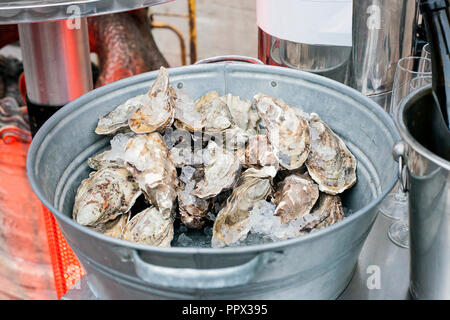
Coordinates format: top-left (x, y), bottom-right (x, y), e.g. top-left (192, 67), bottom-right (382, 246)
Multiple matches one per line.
top-left (271, 81), bottom-right (277, 87)
top-left (177, 83), bottom-right (183, 89)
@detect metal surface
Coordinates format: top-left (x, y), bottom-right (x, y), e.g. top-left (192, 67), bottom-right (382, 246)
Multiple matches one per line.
top-left (0, 0), bottom-right (173, 24)
top-left (63, 214), bottom-right (412, 300)
top-left (133, 251), bottom-right (262, 289)
top-left (397, 87), bottom-right (450, 299)
top-left (18, 19), bottom-right (93, 105)
top-left (258, 28), bottom-right (351, 84)
top-left (258, 0), bottom-right (418, 109)
top-left (27, 62), bottom-right (400, 299)
top-left (349, 0), bottom-right (418, 98)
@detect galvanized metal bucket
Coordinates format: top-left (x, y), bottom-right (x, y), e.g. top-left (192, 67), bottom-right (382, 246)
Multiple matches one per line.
top-left (396, 87), bottom-right (450, 300)
top-left (27, 61), bottom-right (399, 299)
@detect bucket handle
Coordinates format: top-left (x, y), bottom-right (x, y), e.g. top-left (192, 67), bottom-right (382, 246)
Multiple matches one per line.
top-left (194, 55), bottom-right (264, 65)
top-left (393, 141), bottom-right (409, 192)
top-left (132, 251), bottom-right (262, 289)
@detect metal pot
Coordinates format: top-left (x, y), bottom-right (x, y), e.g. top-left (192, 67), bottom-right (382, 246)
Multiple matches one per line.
top-left (396, 87), bottom-right (450, 299)
top-left (27, 60), bottom-right (399, 299)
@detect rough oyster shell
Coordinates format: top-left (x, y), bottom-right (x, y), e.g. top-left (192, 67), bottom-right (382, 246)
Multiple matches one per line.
top-left (193, 141), bottom-right (241, 199)
top-left (73, 167), bottom-right (141, 227)
top-left (306, 113), bottom-right (357, 195)
top-left (314, 194), bottom-right (345, 230)
top-left (123, 133), bottom-right (178, 218)
top-left (88, 150), bottom-right (121, 170)
top-left (178, 182), bottom-right (211, 229)
top-left (299, 193), bottom-right (345, 231)
top-left (274, 173), bottom-right (319, 224)
top-left (95, 94), bottom-right (150, 135)
top-left (121, 207), bottom-right (173, 247)
top-left (165, 129), bottom-right (205, 168)
top-left (253, 94), bottom-right (311, 170)
top-left (220, 94), bottom-right (259, 134)
top-left (212, 166), bottom-right (276, 248)
top-left (195, 91), bottom-right (233, 132)
top-left (243, 134), bottom-right (279, 170)
top-left (129, 67), bottom-right (175, 133)
top-left (222, 126), bottom-right (250, 153)
top-left (91, 213), bottom-right (130, 238)
top-left (177, 166), bottom-right (210, 229)
top-left (174, 90), bottom-right (205, 132)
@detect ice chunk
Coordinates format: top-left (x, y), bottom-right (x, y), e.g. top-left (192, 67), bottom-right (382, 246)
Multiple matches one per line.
top-left (249, 200), bottom-right (319, 241)
top-left (176, 233), bottom-right (194, 247)
top-left (180, 166), bottom-right (196, 184)
top-left (104, 132), bottom-right (134, 162)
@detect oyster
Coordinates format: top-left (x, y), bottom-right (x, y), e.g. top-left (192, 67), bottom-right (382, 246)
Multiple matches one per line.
top-left (243, 135), bottom-right (279, 170)
top-left (299, 194), bottom-right (345, 231)
top-left (177, 167), bottom-right (211, 229)
top-left (129, 67), bottom-right (175, 133)
top-left (212, 166), bottom-right (276, 247)
top-left (253, 94), bottom-right (311, 170)
top-left (220, 94), bottom-right (259, 134)
top-left (306, 113), bottom-right (357, 195)
top-left (222, 126), bottom-right (250, 153)
top-left (195, 91), bottom-right (234, 132)
top-left (123, 133), bottom-right (178, 218)
top-left (121, 207), bottom-right (173, 247)
top-left (174, 90), bottom-right (205, 132)
top-left (314, 194), bottom-right (345, 230)
top-left (88, 150), bottom-right (123, 170)
top-left (73, 167), bottom-right (141, 227)
top-left (91, 213), bottom-right (130, 238)
top-left (193, 141), bottom-right (241, 199)
top-left (95, 94), bottom-right (150, 135)
top-left (165, 129), bottom-right (204, 168)
top-left (274, 173), bottom-right (319, 224)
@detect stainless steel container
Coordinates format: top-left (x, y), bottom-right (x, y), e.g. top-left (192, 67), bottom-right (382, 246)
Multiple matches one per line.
top-left (396, 87), bottom-right (450, 300)
top-left (27, 62), bottom-right (399, 299)
top-left (258, 0), bottom-right (419, 111)
top-left (257, 0), bottom-right (352, 83)
top-left (350, 0), bottom-right (419, 110)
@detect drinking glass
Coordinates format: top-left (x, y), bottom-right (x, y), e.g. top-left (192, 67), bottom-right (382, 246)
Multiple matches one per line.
top-left (384, 56), bottom-right (432, 248)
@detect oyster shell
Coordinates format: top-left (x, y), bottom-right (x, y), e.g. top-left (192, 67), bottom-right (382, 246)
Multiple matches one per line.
top-left (306, 113), bottom-right (357, 195)
top-left (195, 91), bottom-right (233, 132)
top-left (314, 194), bottom-right (345, 230)
top-left (174, 90), bottom-right (205, 132)
top-left (253, 94), bottom-right (311, 170)
top-left (193, 141), bottom-right (241, 199)
top-left (88, 150), bottom-right (117, 170)
top-left (165, 129), bottom-right (205, 168)
top-left (222, 126), bottom-right (250, 153)
top-left (129, 67), bottom-right (175, 133)
top-left (178, 167), bottom-right (211, 229)
top-left (274, 173), bottom-right (319, 224)
top-left (95, 94), bottom-right (150, 135)
top-left (121, 207), bottom-right (173, 247)
top-left (91, 213), bottom-right (130, 238)
top-left (73, 167), bottom-right (141, 227)
top-left (212, 166), bottom-right (276, 247)
top-left (243, 134), bottom-right (279, 170)
top-left (220, 94), bottom-right (259, 134)
top-left (123, 133), bottom-right (178, 218)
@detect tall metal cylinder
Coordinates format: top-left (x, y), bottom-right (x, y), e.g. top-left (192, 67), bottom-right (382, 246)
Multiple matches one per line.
top-left (257, 0), bottom-right (353, 84)
top-left (350, 0), bottom-right (419, 110)
top-left (18, 18), bottom-right (93, 106)
top-left (397, 88), bottom-right (450, 299)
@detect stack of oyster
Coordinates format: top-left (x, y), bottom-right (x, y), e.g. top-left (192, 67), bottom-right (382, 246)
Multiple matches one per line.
top-left (73, 67), bottom-right (357, 248)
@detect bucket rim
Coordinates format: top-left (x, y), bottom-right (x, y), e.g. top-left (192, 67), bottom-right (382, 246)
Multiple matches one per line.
top-left (397, 85), bottom-right (450, 171)
top-left (27, 62), bottom-right (400, 255)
